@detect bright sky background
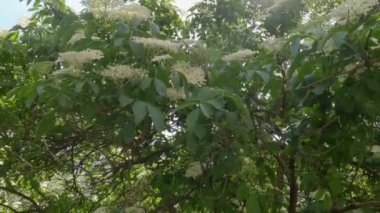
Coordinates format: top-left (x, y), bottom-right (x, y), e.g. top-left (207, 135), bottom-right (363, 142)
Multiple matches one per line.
top-left (0, 0), bottom-right (200, 29)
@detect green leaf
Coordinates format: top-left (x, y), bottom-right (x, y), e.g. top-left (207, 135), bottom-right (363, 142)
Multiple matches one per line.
top-left (75, 81), bottom-right (85, 93)
top-left (237, 185), bottom-right (250, 201)
top-left (35, 112), bottom-right (56, 138)
top-left (150, 22), bottom-right (160, 35)
top-left (200, 103), bottom-right (213, 118)
top-left (186, 108), bottom-right (200, 132)
top-left (120, 124), bottom-right (135, 142)
top-left (255, 71), bottom-right (270, 83)
top-left (132, 101), bottom-right (147, 125)
top-left (129, 40), bottom-right (146, 59)
top-left (141, 78), bottom-right (152, 90)
top-left (154, 79), bottom-right (167, 96)
top-left (147, 104), bottom-right (165, 131)
top-left (81, 102), bottom-right (98, 120)
top-left (247, 194), bottom-right (261, 213)
top-left (119, 95), bottom-right (133, 107)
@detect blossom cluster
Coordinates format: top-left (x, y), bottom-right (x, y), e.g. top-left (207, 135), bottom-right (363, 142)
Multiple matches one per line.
top-left (171, 63), bottom-right (206, 85)
top-left (222, 49), bottom-right (254, 61)
top-left (328, 0), bottom-right (378, 23)
top-left (132, 37), bottom-right (181, 53)
top-left (151, 54), bottom-right (173, 62)
top-left (88, 0), bottom-right (150, 21)
top-left (166, 88), bottom-right (186, 101)
top-left (99, 65), bottom-right (146, 80)
top-left (0, 29), bottom-right (8, 37)
top-left (67, 30), bottom-right (101, 45)
top-left (56, 49), bottom-right (104, 67)
top-left (185, 161), bottom-right (204, 178)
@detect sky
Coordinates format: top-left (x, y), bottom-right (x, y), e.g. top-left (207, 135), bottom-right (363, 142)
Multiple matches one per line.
top-left (0, 0), bottom-right (199, 29)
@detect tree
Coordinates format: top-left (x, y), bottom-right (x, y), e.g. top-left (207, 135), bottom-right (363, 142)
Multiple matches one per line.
top-left (0, 0), bottom-right (379, 212)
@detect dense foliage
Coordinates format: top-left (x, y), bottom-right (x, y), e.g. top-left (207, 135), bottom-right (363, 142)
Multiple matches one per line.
top-left (1, 0), bottom-right (380, 212)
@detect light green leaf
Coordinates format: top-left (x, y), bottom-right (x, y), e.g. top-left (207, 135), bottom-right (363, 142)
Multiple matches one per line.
top-left (35, 112), bottom-right (56, 138)
top-left (255, 71), bottom-right (270, 83)
top-left (132, 101), bottom-right (147, 125)
top-left (147, 104), bottom-right (165, 131)
top-left (119, 95), bottom-right (133, 107)
top-left (200, 103), bottom-right (213, 118)
top-left (247, 194), bottom-right (261, 213)
top-left (154, 79), bottom-right (167, 96)
top-left (186, 108), bottom-right (200, 132)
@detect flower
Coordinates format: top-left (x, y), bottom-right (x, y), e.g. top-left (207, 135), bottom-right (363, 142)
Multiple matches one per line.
top-left (222, 49), bottom-right (254, 61)
top-left (185, 161), bottom-right (204, 178)
top-left (151, 54), bottom-right (173, 62)
top-left (259, 37), bottom-right (286, 53)
top-left (166, 88), bottom-right (186, 101)
top-left (87, 0), bottom-right (124, 17)
top-left (371, 145), bottom-right (380, 153)
top-left (18, 17), bottom-right (32, 28)
top-left (56, 49), bottom-right (104, 67)
top-left (171, 63), bottom-right (206, 85)
top-left (110, 4), bottom-right (151, 21)
top-left (67, 31), bottom-right (86, 45)
top-left (328, 0), bottom-right (378, 23)
top-left (99, 65), bottom-right (146, 80)
top-left (125, 206), bottom-right (145, 213)
top-left (131, 37), bottom-right (181, 53)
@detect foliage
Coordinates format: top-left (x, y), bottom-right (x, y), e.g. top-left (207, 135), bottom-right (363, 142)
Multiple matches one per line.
top-left (0, 0), bottom-right (380, 212)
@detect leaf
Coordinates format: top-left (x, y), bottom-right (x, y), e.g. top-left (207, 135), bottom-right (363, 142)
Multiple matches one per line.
top-left (154, 79), bottom-right (167, 96)
top-left (200, 103), bottom-right (213, 118)
top-left (290, 38), bottom-right (301, 57)
top-left (206, 99), bottom-right (224, 110)
top-left (120, 124), bottom-right (135, 142)
top-left (247, 194), bottom-right (261, 213)
top-left (237, 185), bottom-right (250, 201)
top-left (35, 112), bottom-right (56, 138)
top-left (81, 102), bottom-right (98, 120)
top-left (255, 71), bottom-right (270, 83)
top-left (119, 95), bottom-right (133, 107)
top-left (74, 81), bottom-right (85, 93)
top-left (132, 101), bottom-right (147, 125)
top-left (147, 104), bottom-right (165, 131)
top-left (129, 41), bottom-right (146, 59)
top-left (150, 22), bottom-right (160, 35)
top-left (141, 78), bottom-right (152, 90)
top-left (186, 108), bottom-right (200, 132)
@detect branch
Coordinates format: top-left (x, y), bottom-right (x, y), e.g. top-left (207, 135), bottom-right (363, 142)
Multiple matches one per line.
top-left (0, 203), bottom-right (20, 213)
top-left (288, 157), bottom-right (298, 213)
top-left (332, 201), bottom-right (380, 212)
top-left (0, 187), bottom-right (43, 212)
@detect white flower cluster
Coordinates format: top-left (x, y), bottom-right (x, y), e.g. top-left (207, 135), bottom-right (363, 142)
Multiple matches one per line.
top-left (56, 49), bottom-right (104, 67)
top-left (67, 31), bottom-right (86, 45)
top-left (166, 88), bottom-right (186, 101)
top-left (185, 161), bottom-right (204, 178)
top-left (0, 29), bottom-right (8, 37)
top-left (259, 37), bottom-right (286, 53)
top-left (328, 0), bottom-right (378, 23)
top-left (88, 0), bottom-right (150, 21)
top-left (99, 65), bottom-right (146, 80)
top-left (18, 17), bottom-right (32, 28)
top-left (132, 36), bottom-right (181, 53)
top-left (109, 5), bottom-right (151, 21)
top-left (172, 63), bottom-right (206, 85)
top-left (151, 54), bottom-right (173, 62)
top-left (222, 49), bottom-right (254, 61)
top-left (125, 206), bottom-right (145, 213)
top-left (67, 30), bottom-right (102, 45)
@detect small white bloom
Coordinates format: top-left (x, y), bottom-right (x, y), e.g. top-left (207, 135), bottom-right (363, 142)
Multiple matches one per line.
top-left (56, 49), bottom-right (104, 67)
top-left (172, 63), bottom-right (206, 85)
top-left (185, 161), bottom-right (204, 178)
top-left (18, 17), bottom-right (32, 28)
top-left (166, 88), bottom-right (186, 101)
top-left (99, 65), bottom-right (146, 80)
top-left (87, 0), bottom-right (124, 17)
top-left (132, 36), bottom-right (181, 53)
top-left (151, 54), bottom-right (173, 62)
top-left (222, 49), bottom-right (254, 61)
